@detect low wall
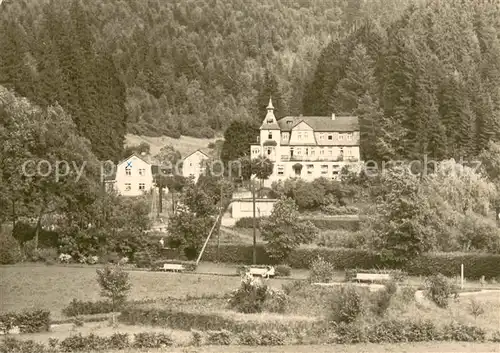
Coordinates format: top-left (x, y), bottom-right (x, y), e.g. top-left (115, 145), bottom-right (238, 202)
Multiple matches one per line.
top-left (231, 198), bottom-right (277, 219)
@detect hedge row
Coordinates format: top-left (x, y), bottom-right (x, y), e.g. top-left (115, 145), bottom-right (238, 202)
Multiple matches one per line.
top-left (0, 309), bottom-right (50, 334)
top-left (234, 217), bottom-right (360, 231)
top-left (62, 299), bottom-right (115, 317)
top-left (202, 245), bottom-right (500, 279)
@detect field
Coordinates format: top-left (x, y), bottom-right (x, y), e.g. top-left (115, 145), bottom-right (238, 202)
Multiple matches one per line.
top-left (125, 134), bottom-right (219, 158)
top-left (2, 263), bottom-right (500, 352)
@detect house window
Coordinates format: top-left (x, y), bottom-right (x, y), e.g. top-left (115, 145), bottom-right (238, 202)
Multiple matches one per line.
top-left (307, 164), bottom-right (314, 175)
top-left (139, 183), bottom-right (145, 190)
top-left (339, 134), bottom-right (344, 141)
top-left (328, 148), bottom-right (333, 156)
top-left (268, 131), bottom-right (272, 139)
top-left (320, 148), bottom-right (325, 155)
top-left (125, 168), bottom-right (131, 176)
top-left (311, 149), bottom-right (315, 156)
top-left (267, 148), bottom-right (272, 155)
top-left (321, 165), bottom-right (328, 174)
top-left (286, 120), bottom-right (292, 126)
top-left (305, 148), bottom-right (309, 156)
top-left (347, 133), bottom-right (353, 140)
top-left (304, 132), bottom-right (308, 139)
top-left (138, 168), bottom-right (145, 176)
top-left (297, 132), bottom-right (302, 140)
top-left (282, 132), bottom-right (289, 140)
top-left (125, 183), bottom-right (131, 191)
top-left (267, 118), bottom-right (273, 124)
top-left (296, 148), bottom-right (302, 155)
top-left (277, 165), bottom-right (284, 175)
top-left (319, 133), bottom-right (325, 140)
top-left (328, 135), bottom-right (333, 140)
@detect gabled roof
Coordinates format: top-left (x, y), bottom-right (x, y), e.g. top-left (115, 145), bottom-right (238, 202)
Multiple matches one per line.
top-left (277, 115), bottom-right (359, 132)
top-left (183, 149), bottom-right (210, 160)
top-left (260, 121), bottom-right (280, 130)
top-left (117, 153), bottom-right (152, 166)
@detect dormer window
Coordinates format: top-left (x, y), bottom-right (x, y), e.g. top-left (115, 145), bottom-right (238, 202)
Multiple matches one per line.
top-left (267, 118), bottom-right (273, 124)
top-left (281, 132), bottom-right (289, 140)
top-left (319, 133), bottom-right (325, 140)
top-left (286, 120), bottom-right (292, 125)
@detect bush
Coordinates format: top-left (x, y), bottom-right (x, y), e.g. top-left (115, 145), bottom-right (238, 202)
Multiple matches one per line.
top-left (62, 299), bottom-right (115, 317)
top-left (258, 330), bottom-right (286, 345)
top-left (263, 288), bottom-right (289, 313)
top-left (0, 337), bottom-right (48, 353)
top-left (441, 322), bottom-right (486, 341)
top-left (228, 273), bottom-right (268, 313)
top-left (134, 251), bottom-right (153, 268)
top-left (328, 286), bottom-right (363, 324)
top-left (281, 280), bottom-right (308, 295)
top-left (0, 231), bottom-right (22, 264)
top-left (424, 274), bottom-right (459, 308)
top-left (31, 248), bottom-right (58, 263)
top-left (0, 309), bottom-right (50, 334)
top-left (190, 329), bottom-right (203, 346)
top-left (275, 264), bottom-right (292, 277)
top-left (400, 286), bottom-right (416, 303)
top-left (206, 329), bottom-right (232, 345)
top-left (330, 322), bottom-right (366, 344)
top-left (309, 255), bottom-right (335, 283)
top-left (370, 281), bottom-right (397, 316)
top-left (316, 230), bottom-right (366, 248)
top-left (234, 217), bottom-right (262, 228)
top-left (238, 331), bottom-right (261, 345)
top-left (320, 205), bottom-right (359, 215)
top-left (491, 330), bottom-right (500, 342)
top-left (107, 333), bottom-right (130, 349)
top-left (59, 333), bottom-right (109, 352)
top-left (133, 332), bottom-right (173, 348)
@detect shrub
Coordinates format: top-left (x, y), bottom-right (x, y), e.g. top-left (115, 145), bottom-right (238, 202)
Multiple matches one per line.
top-left (0, 231), bottom-right (22, 264)
top-left (468, 298), bottom-right (485, 319)
top-left (107, 333), bottom-right (129, 349)
top-left (281, 280), bottom-right (308, 295)
top-left (0, 337), bottom-right (48, 353)
top-left (133, 332), bottom-right (173, 348)
top-left (99, 252), bottom-right (120, 264)
top-left (320, 205), bottom-right (359, 215)
top-left (96, 265), bottom-right (131, 322)
top-left (263, 288), bottom-right (289, 313)
top-left (238, 331), bottom-right (261, 345)
top-left (330, 322), bottom-right (366, 344)
top-left (370, 281), bottom-right (397, 316)
top-left (234, 217), bottom-right (262, 228)
top-left (190, 329), bottom-right (203, 346)
top-left (441, 322), bottom-right (486, 341)
top-left (316, 230), bottom-right (366, 248)
top-left (32, 248), bottom-right (58, 263)
top-left (59, 333), bottom-right (108, 352)
top-left (62, 299), bottom-right (115, 317)
top-left (309, 255), bottom-right (335, 283)
top-left (0, 310), bottom-right (50, 334)
top-left (228, 273), bottom-right (268, 313)
top-left (275, 264), bottom-right (291, 277)
top-left (424, 274), bottom-right (459, 308)
top-left (328, 286), bottom-right (363, 324)
top-left (206, 329), bottom-right (232, 345)
top-left (258, 330), bottom-right (286, 345)
top-left (134, 251), bottom-right (153, 268)
top-left (400, 286), bottom-right (416, 303)
top-left (491, 330), bottom-right (500, 342)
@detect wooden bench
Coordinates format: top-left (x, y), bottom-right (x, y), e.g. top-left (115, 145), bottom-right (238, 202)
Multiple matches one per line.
top-left (355, 273), bottom-right (390, 283)
top-left (161, 263), bottom-right (184, 272)
top-left (248, 266), bottom-right (275, 278)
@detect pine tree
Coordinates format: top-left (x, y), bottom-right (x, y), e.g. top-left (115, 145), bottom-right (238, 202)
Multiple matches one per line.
top-left (256, 68), bottom-right (285, 121)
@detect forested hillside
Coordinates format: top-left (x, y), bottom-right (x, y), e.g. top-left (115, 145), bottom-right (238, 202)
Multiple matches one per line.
top-left (0, 0), bottom-right (411, 160)
top-left (305, 0), bottom-right (500, 161)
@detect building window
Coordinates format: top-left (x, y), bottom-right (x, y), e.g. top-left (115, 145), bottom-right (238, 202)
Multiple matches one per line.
top-left (125, 183), bottom-right (131, 191)
top-left (311, 149), bottom-right (315, 156)
top-left (297, 132), bottom-right (302, 140)
top-left (307, 164), bottom-right (314, 175)
top-left (268, 131), bottom-right (272, 139)
top-left (328, 148), bottom-right (333, 156)
top-left (138, 168), bottom-right (145, 176)
top-left (296, 148), bottom-right (302, 155)
top-left (267, 148), bottom-right (272, 155)
top-left (320, 148), bottom-right (325, 155)
top-left (305, 148), bottom-right (309, 156)
top-left (321, 165), bottom-right (328, 174)
top-left (319, 133), bottom-right (325, 140)
top-left (347, 133), bottom-right (353, 140)
top-left (339, 134), bottom-right (344, 141)
top-left (282, 132), bottom-right (289, 140)
top-left (277, 165), bottom-right (284, 175)
top-left (304, 132), bottom-right (308, 139)
top-left (328, 135), bottom-right (333, 140)
top-left (139, 183), bottom-right (145, 190)
top-left (125, 168), bottom-right (131, 176)
top-left (267, 118), bottom-right (273, 124)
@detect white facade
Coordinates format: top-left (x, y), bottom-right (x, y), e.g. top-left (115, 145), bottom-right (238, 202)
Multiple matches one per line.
top-left (113, 154), bottom-right (154, 196)
top-left (182, 150), bottom-right (209, 182)
top-left (251, 98), bottom-right (361, 187)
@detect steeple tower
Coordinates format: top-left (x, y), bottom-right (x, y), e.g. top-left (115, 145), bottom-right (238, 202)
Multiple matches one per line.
top-left (260, 96), bottom-right (279, 130)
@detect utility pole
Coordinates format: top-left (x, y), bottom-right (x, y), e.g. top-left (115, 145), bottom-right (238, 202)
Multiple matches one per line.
top-left (252, 179), bottom-right (257, 265)
top-left (217, 181), bottom-right (223, 262)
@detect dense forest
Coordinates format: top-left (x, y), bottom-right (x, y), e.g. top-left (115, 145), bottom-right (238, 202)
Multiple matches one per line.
top-left (0, 0), bottom-right (412, 160)
top-left (0, 0), bottom-right (499, 162)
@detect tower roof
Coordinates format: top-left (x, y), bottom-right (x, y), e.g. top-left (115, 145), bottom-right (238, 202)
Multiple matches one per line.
top-left (266, 97), bottom-right (274, 110)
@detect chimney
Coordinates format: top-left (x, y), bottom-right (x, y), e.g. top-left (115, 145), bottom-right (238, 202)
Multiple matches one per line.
top-left (331, 113), bottom-right (336, 120)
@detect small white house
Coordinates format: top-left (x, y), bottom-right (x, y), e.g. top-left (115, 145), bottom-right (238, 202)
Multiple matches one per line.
top-left (112, 154), bottom-right (155, 196)
top-left (182, 149), bottom-right (210, 182)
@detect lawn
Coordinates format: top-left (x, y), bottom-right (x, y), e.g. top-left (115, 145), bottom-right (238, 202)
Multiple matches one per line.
top-left (0, 264), bottom-right (297, 319)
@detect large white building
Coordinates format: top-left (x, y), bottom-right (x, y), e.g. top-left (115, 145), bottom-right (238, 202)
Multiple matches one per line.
top-left (250, 98), bottom-right (361, 187)
top-left (107, 153), bottom-right (155, 196)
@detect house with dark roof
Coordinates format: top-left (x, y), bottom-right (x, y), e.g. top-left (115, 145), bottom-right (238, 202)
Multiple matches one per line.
top-left (250, 98), bottom-right (361, 186)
